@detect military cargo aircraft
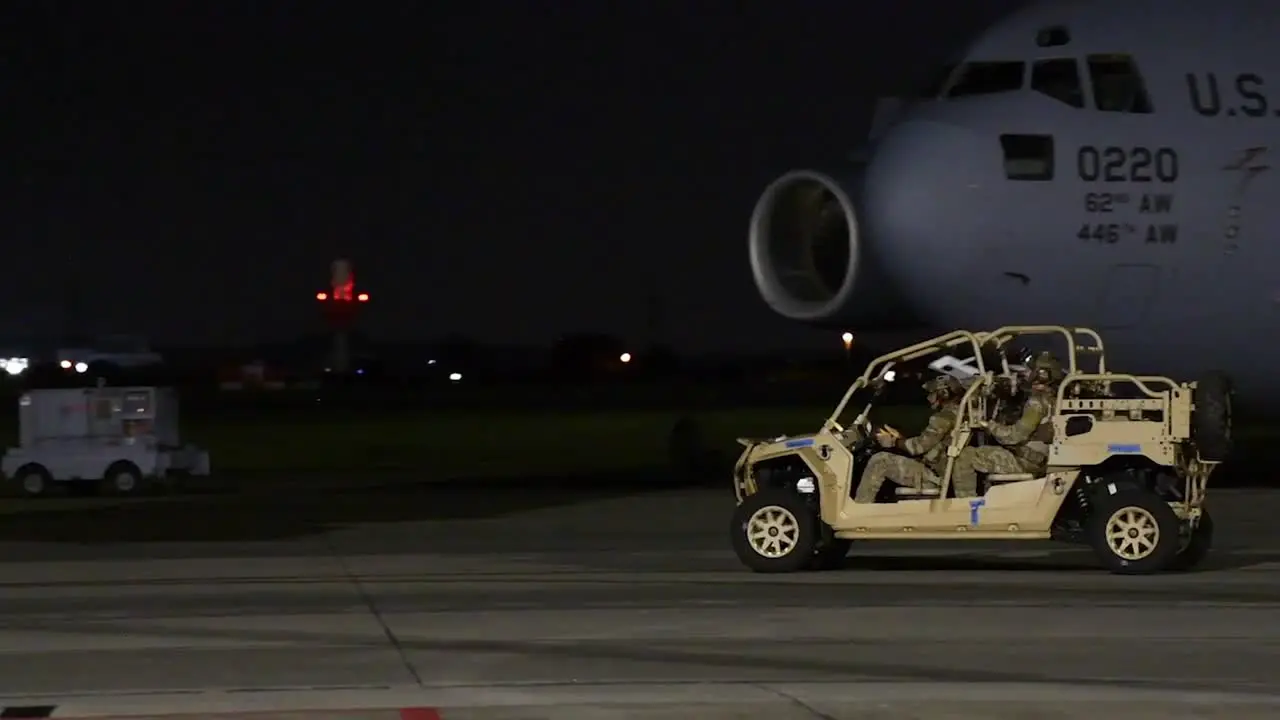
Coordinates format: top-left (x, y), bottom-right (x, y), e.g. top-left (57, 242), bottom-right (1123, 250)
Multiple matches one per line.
top-left (749, 0), bottom-right (1278, 401)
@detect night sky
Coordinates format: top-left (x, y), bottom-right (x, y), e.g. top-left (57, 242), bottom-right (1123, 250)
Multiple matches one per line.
top-left (4, 0), bottom-right (1017, 350)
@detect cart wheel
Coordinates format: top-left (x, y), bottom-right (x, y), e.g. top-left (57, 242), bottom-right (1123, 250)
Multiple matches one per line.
top-left (14, 464), bottom-right (51, 498)
top-left (103, 463), bottom-right (145, 496)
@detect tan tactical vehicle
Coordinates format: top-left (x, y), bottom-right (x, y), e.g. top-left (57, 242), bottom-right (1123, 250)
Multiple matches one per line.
top-left (730, 325), bottom-right (1232, 575)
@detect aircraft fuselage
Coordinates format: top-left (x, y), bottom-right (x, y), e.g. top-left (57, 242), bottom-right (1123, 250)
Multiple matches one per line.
top-left (748, 1), bottom-right (1280, 401)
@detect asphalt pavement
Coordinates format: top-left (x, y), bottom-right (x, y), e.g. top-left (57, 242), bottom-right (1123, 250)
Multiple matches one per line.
top-left (0, 480), bottom-right (1278, 719)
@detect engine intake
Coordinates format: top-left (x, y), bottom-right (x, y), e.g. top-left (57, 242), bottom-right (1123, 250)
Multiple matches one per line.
top-left (748, 169), bottom-right (911, 328)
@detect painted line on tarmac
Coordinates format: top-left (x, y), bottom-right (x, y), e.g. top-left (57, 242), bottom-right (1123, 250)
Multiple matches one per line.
top-left (6, 680), bottom-right (1280, 718)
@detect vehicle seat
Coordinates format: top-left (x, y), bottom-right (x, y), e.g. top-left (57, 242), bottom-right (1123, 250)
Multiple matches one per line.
top-left (895, 485), bottom-right (941, 499)
top-left (987, 473), bottom-right (1034, 483)
top-left (981, 472), bottom-right (1036, 493)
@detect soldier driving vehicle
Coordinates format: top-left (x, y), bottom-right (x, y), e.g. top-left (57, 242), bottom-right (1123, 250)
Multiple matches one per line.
top-left (730, 325), bottom-right (1231, 575)
top-left (855, 375), bottom-right (963, 503)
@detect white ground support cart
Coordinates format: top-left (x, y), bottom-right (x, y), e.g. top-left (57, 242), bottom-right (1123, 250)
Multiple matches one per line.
top-left (1, 386), bottom-right (211, 496)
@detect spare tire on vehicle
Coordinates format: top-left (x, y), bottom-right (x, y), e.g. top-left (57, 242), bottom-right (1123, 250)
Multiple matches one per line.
top-left (1193, 371), bottom-right (1233, 461)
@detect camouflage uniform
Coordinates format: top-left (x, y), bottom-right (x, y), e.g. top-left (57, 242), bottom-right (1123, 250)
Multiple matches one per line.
top-left (952, 352), bottom-right (1062, 496)
top-left (855, 376), bottom-right (962, 503)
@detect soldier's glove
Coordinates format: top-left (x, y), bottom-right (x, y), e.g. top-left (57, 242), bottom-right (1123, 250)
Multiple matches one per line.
top-left (875, 430), bottom-right (898, 448)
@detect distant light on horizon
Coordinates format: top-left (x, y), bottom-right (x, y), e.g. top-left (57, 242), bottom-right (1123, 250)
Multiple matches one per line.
top-left (2, 358), bottom-right (27, 376)
top-left (619, 352), bottom-right (632, 364)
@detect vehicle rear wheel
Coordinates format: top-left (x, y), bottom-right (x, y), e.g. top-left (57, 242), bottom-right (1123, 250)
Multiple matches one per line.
top-left (730, 490), bottom-right (819, 573)
top-left (1088, 490), bottom-right (1181, 575)
top-left (1170, 509), bottom-right (1214, 572)
top-left (103, 463), bottom-right (145, 496)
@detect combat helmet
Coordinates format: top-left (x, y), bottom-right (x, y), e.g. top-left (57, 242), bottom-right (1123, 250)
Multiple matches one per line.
top-left (1029, 351), bottom-right (1064, 384)
top-left (922, 374), bottom-right (964, 401)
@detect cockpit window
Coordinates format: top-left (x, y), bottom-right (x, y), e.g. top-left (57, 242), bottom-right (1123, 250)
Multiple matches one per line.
top-left (1031, 58), bottom-right (1083, 108)
top-left (920, 63), bottom-right (958, 98)
top-left (1087, 54), bottom-right (1153, 113)
top-left (947, 62), bottom-right (1026, 98)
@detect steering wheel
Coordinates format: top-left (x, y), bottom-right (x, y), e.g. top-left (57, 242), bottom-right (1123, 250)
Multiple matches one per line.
top-left (837, 417), bottom-right (876, 456)
top-left (848, 430), bottom-right (881, 464)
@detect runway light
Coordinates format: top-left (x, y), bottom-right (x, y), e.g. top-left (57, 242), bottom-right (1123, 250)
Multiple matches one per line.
top-left (619, 352), bottom-right (632, 364)
top-left (357, 292), bottom-right (369, 302)
top-left (316, 292), bottom-right (328, 301)
top-left (59, 360), bottom-right (72, 370)
top-left (73, 362), bottom-right (88, 374)
top-left (448, 372), bottom-right (462, 382)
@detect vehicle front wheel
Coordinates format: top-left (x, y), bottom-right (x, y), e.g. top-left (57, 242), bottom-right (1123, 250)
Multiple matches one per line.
top-left (14, 464), bottom-right (51, 498)
top-left (730, 490), bottom-right (819, 573)
top-left (1088, 490), bottom-right (1181, 575)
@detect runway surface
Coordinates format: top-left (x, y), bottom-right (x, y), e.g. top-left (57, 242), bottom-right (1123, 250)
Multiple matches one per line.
top-left (0, 481), bottom-right (1278, 718)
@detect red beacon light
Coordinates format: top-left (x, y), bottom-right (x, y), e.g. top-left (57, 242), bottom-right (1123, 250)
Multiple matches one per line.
top-left (314, 261), bottom-right (368, 306)
top-left (314, 289), bottom-right (369, 302)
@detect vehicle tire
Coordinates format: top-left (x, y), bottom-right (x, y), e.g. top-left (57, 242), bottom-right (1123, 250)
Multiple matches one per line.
top-left (1170, 509), bottom-right (1214, 572)
top-left (103, 463), bottom-right (145, 496)
top-left (1088, 489), bottom-right (1181, 574)
top-left (730, 490), bottom-right (819, 573)
top-left (1193, 371), bottom-right (1233, 461)
top-left (14, 464), bottom-right (51, 498)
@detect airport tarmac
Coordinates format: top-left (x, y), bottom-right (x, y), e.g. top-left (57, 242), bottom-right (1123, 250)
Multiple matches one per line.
top-left (0, 482), bottom-right (1278, 718)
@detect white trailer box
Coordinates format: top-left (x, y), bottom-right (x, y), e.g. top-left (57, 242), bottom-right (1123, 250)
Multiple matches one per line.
top-left (2, 386), bottom-right (210, 496)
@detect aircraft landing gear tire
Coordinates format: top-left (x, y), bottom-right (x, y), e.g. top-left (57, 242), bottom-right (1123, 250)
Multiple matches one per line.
top-left (731, 490), bottom-right (819, 573)
top-left (1171, 509), bottom-right (1214, 572)
top-left (1088, 490), bottom-right (1181, 575)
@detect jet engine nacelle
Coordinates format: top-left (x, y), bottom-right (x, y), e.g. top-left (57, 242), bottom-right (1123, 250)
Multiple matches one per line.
top-left (748, 168), bottom-right (916, 329)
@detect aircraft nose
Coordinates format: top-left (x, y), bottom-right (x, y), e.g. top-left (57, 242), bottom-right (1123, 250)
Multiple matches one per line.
top-left (861, 120), bottom-right (995, 296)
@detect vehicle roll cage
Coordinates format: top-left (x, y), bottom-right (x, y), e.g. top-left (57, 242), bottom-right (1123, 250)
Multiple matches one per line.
top-left (823, 325), bottom-right (1112, 434)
